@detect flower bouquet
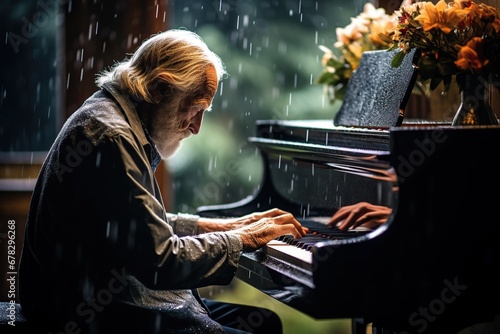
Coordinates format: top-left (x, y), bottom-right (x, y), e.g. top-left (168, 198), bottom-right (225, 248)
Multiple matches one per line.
top-left (386, 0), bottom-right (500, 94)
top-left (317, 3), bottom-right (395, 103)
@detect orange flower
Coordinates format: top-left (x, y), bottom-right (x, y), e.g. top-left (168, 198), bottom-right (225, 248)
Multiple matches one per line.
top-left (370, 16), bottom-right (397, 47)
top-left (477, 4), bottom-right (500, 33)
top-left (416, 0), bottom-right (468, 33)
top-left (383, 1), bottom-right (500, 94)
top-left (455, 37), bottom-right (489, 71)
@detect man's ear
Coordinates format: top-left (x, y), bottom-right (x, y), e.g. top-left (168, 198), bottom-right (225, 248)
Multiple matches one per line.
top-left (149, 80), bottom-right (170, 104)
top-left (150, 88), bottom-right (162, 104)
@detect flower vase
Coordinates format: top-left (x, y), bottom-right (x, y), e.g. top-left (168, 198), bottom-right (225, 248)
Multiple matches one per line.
top-left (451, 73), bottom-right (499, 126)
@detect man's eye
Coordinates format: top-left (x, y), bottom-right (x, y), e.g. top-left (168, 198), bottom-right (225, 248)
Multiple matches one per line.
top-left (189, 105), bottom-right (205, 115)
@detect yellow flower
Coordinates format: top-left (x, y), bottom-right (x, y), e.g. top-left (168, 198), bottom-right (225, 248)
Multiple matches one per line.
top-left (370, 16), bottom-right (397, 47)
top-left (416, 0), bottom-right (468, 33)
top-left (334, 25), bottom-right (361, 49)
top-left (345, 42), bottom-right (364, 68)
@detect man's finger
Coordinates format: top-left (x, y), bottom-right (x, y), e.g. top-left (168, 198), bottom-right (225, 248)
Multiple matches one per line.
top-left (272, 214), bottom-right (308, 235)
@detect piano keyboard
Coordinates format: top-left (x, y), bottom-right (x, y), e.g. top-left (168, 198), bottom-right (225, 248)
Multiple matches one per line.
top-left (263, 218), bottom-right (372, 269)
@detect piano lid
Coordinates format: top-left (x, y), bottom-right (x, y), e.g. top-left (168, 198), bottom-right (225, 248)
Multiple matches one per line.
top-left (333, 48), bottom-right (418, 128)
top-left (254, 119), bottom-right (392, 153)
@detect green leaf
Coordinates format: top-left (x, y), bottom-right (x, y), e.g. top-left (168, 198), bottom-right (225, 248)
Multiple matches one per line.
top-left (316, 71), bottom-right (335, 84)
top-left (326, 57), bottom-right (344, 68)
top-left (334, 85), bottom-right (347, 102)
top-left (391, 51), bottom-right (405, 68)
top-left (378, 33), bottom-right (393, 45)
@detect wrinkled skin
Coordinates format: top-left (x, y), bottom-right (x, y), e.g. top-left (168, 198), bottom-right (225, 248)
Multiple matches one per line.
top-left (198, 208), bottom-right (308, 251)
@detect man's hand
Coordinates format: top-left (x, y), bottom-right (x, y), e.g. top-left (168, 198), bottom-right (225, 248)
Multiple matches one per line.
top-left (232, 213), bottom-right (307, 251)
top-left (328, 202), bottom-right (392, 231)
top-left (198, 208), bottom-right (299, 232)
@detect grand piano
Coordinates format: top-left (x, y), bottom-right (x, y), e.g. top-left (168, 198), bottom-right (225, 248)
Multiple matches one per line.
top-left (197, 50), bottom-right (500, 333)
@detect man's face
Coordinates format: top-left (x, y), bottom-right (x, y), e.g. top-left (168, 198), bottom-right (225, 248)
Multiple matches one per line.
top-left (150, 65), bottom-right (218, 159)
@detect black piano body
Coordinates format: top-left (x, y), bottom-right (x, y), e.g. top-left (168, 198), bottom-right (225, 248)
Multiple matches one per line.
top-left (197, 119), bottom-right (500, 333)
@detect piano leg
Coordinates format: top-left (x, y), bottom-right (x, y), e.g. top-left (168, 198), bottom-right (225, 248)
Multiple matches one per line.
top-left (351, 319), bottom-right (394, 334)
top-left (351, 318), bottom-right (367, 334)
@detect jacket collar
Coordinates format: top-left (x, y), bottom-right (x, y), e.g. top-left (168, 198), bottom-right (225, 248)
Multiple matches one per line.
top-left (101, 82), bottom-right (162, 172)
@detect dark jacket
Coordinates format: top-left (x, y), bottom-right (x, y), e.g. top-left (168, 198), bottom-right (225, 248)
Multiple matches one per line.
top-left (19, 82), bottom-right (243, 333)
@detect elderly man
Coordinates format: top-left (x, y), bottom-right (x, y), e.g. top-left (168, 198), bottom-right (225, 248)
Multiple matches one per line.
top-left (19, 29), bottom-right (307, 334)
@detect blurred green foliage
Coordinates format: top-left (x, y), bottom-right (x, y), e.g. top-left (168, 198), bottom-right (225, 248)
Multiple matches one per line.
top-left (167, 0), bottom-right (364, 212)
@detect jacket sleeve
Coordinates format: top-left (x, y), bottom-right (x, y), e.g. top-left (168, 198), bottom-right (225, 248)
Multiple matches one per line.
top-left (89, 132), bottom-right (243, 290)
top-left (165, 212), bottom-right (200, 236)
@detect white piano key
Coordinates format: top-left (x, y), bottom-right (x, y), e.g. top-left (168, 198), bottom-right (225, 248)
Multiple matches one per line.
top-left (264, 239), bottom-right (313, 269)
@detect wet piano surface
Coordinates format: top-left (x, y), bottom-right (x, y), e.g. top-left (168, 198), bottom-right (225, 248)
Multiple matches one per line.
top-left (197, 119), bottom-right (500, 333)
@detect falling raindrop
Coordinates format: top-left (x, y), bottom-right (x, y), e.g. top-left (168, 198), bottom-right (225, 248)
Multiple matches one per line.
top-left (219, 81), bottom-right (224, 96)
top-left (95, 151), bottom-right (101, 167)
top-left (36, 83), bottom-right (40, 103)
